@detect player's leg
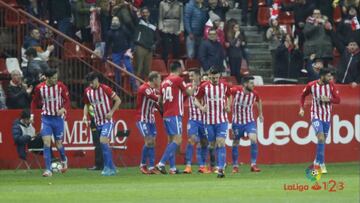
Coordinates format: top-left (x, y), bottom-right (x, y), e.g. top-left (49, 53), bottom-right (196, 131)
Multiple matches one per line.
top-left (137, 121), bottom-right (150, 174)
top-left (215, 123), bottom-right (228, 178)
top-left (184, 120), bottom-right (198, 173)
top-left (146, 123), bottom-right (158, 174)
top-left (319, 121), bottom-right (330, 173)
top-left (53, 117), bottom-right (67, 173)
top-left (205, 125), bottom-right (216, 173)
top-left (231, 124), bottom-right (244, 173)
top-left (99, 122), bottom-right (116, 176)
top-left (312, 119), bottom-right (325, 169)
top-left (40, 116), bottom-right (53, 177)
top-left (198, 136), bottom-right (210, 173)
top-left (247, 122), bottom-right (260, 172)
top-left (157, 116), bottom-right (182, 174)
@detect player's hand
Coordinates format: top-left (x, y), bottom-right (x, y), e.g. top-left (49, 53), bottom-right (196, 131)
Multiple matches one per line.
top-left (225, 105), bottom-right (231, 113)
top-left (105, 111), bottom-right (113, 120)
top-left (200, 105), bottom-right (207, 113)
top-left (320, 95), bottom-right (330, 103)
top-left (298, 108), bottom-right (304, 117)
top-left (258, 115), bottom-right (264, 123)
top-left (57, 108), bottom-right (66, 116)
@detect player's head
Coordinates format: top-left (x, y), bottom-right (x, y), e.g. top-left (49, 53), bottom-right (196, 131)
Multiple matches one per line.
top-left (86, 72), bottom-right (101, 89)
top-left (242, 76), bottom-right (255, 91)
top-left (201, 73), bottom-right (209, 82)
top-left (208, 67), bottom-right (221, 85)
top-left (169, 61), bottom-right (183, 75)
top-left (148, 71), bottom-right (161, 88)
top-left (20, 109), bottom-right (31, 126)
top-left (44, 68), bottom-right (58, 86)
top-left (188, 68), bottom-right (201, 83)
top-left (319, 68), bottom-right (332, 84)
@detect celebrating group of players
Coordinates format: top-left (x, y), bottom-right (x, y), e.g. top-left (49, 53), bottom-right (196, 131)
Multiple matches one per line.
top-left (31, 61), bottom-right (340, 178)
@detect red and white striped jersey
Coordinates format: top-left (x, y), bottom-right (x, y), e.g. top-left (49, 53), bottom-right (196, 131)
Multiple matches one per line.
top-left (300, 80), bottom-right (340, 122)
top-left (160, 74), bottom-right (188, 117)
top-left (196, 81), bottom-right (231, 125)
top-left (136, 82), bottom-right (159, 123)
top-left (31, 81), bottom-right (70, 116)
top-left (83, 84), bottom-right (116, 126)
top-left (187, 83), bottom-right (203, 121)
top-left (231, 86), bottom-right (260, 124)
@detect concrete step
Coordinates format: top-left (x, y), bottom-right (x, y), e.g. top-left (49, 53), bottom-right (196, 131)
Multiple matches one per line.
top-left (250, 68), bottom-right (273, 77)
top-left (246, 42), bottom-right (269, 49)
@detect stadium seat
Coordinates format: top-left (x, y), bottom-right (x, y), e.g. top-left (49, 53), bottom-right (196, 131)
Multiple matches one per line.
top-left (333, 6), bottom-right (342, 23)
top-left (253, 75), bottom-right (264, 85)
top-left (257, 6), bottom-right (270, 27)
top-left (258, 0), bottom-right (266, 6)
top-left (151, 59), bottom-right (168, 77)
top-left (185, 59), bottom-right (202, 70)
top-left (5, 7), bottom-right (26, 26)
top-left (278, 11), bottom-right (295, 25)
top-left (63, 41), bottom-right (87, 59)
top-left (0, 58), bottom-right (10, 80)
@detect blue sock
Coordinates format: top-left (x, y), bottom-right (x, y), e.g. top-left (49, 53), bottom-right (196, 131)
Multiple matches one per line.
top-left (209, 147), bottom-right (216, 167)
top-left (232, 146), bottom-right (239, 166)
top-left (251, 143), bottom-right (258, 165)
top-left (196, 146), bottom-right (203, 166)
top-left (201, 146), bottom-right (208, 166)
top-left (141, 145), bottom-right (148, 166)
top-left (316, 143), bottom-right (325, 164)
top-left (107, 146), bottom-right (115, 170)
top-left (169, 152), bottom-right (176, 169)
top-left (217, 147), bottom-right (226, 170)
top-left (185, 144), bottom-right (194, 166)
top-left (43, 146), bottom-right (51, 171)
top-left (159, 142), bottom-right (178, 165)
top-left (148, 147), bottom-right (155, 168)
top-left (58, 146), bottom-right (66, 161)
top-left (101, 143), bottom-right (109, 169)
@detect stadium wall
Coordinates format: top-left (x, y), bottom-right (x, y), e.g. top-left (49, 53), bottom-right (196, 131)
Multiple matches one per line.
top-left (0, 85), bottom-right (359, 169)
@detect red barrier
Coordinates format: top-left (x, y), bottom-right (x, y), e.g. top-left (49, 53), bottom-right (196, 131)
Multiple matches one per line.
top-left (0, 85), bottom-right (359, 169)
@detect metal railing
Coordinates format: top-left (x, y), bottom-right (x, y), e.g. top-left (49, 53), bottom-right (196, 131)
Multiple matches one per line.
top-left (0, 0), bottom-right (144, 108)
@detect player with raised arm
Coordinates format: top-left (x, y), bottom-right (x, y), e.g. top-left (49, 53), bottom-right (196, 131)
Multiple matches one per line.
top-left (194, 67), bottom-right (232, 178)
top-left (231, 76), bottom-right (263, 173)
top-left (183, 69), bottom-right (211, 174)
top-left (31, 69), bottom-right (70, 177)
top-left (136, 71), bottom-right (162, 175)
top-left (155, 61), bottom-right (193, 174)
top-left (83, 72), bottom-right (122, 176)
top-left (299, 68), bottom-right (340, 174)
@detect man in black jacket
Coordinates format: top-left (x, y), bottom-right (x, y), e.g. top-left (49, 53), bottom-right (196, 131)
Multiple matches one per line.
top-left (6, 70), bottom-right (32, 109)
top-left (198, 28), bottom-right (225, 72)
top-left (134, 7), bottom-right (157, 79)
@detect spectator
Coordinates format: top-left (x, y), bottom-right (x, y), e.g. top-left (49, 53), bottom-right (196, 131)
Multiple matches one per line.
top-left (73, 0), bottom-right (97, 43)
top-left (330, 31), bottom-right (360, 86)
top-left (23, 48), bottom-right (49, 87)
top-left (141, 0), bottom-right (162, 25)
top-left (21, 28), bottom-right (54, 68)
top-left (158, 0), bottom-right (184, 61)
top-left (240, 0), bottom-right (258, 26)
top-left (12, 109), bottom-right (42, 161)
top-left (112, 0), bottom-right (139, 33)
top-left (134, 7), bottom-right (157, 79)
top-left (273, 34), bottom-right (303, 84)
top-left (184, 0), bottom-right (208, 59)
top-left (266, 19), bottom-right (286, 71)
top-left (198, 28), bottom-right (225, 72)
top-left (226, 22), bottom-right (246, 83)
top-left (0, 82), bottom-right (6, 110)
top-left (303, 9), bottom-right (333, 60)
top-left (96, 0), bottom-right (121, 40)
top-left (104, 16), bottom-right (138, 92)
top-left (315, 0), bottom-right (334, 23)
top-left (305, 53), bottom-right (323, 82)
top-left (204, 11), bottom-right (225, 47)
top-left (207, 0), bottom-right (230, 21)
top-left (335, 6), bottom-right (360, 45)
top-left (47, 0), bottom-right (73, 36)
top-left (6, 70), bottom-right (33, 109)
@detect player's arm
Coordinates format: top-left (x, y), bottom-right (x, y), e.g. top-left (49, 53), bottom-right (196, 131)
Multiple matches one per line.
top-left (330, 84), bottom-right (340, 104)
top-left (225, 86), bottom-right (233, 113)
top-left (194, 84), bottom-right (206, 112)
top-left (107, 94), bottom-right (121, 119)
top-left (257, 99), bottom-right (264, 122)
top-left (58, 84), bottom-right (71, 116)
top-left (299, 84), bottom-right (311, 117)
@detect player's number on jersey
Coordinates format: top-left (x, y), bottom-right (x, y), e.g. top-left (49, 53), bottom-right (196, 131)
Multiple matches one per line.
top-left (162, 87), bottom-right (173, 102)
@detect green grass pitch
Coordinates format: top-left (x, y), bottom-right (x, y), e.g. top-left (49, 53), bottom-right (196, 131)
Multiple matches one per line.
top-left (0, 162), bottom-right (358, 203)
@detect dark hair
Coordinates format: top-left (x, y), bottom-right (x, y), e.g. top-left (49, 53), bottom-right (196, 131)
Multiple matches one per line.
top-left (208, 67), bottom-right (221, 75)
top-left (242, 76), bottom-right (255, 84)
top-left (188, 68), bottom-right (201, 75)
top-left (141, 6), bottom-right (149, 12)
top-left (170, 61), bottom-right (182, 72)
top-left (20, 109), bottom-right (31, 119)
top-left (25, 47), bottom-right (37, 58)
top-left (148, 71), bottom-right (160, 82)
top-left (319, 68), bottom-right (331, 76)
top-left (86, 72), bottom-right (102, 82)
top-left (44, 68), bottom-right (57, 77)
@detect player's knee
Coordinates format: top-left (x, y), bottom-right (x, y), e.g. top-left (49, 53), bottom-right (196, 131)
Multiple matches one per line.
top-left (173, 135), bottom-right (182, 145)
top-left (216, 138), bottom-right (226, 148)
top-left (232, 139), bottom-right (239, 146)
top-left (55, 140), bottom-right (63, 148)
top-left (42, 137), bottom-right (51, 147)
top-left (188, 137), bottom-right (196, 145)
top-left (249, 134), bottom-right (257, 143)
top-left (200, 139), bottom-right (208, 147)
top-left (146, 138), bottom-right (155, 147)
top-left (317, 134), bottom-right (325, 143)
top-left (209, 142), bottom-right (216, 149)
top-left (100, 136), bottom-right (109, 144)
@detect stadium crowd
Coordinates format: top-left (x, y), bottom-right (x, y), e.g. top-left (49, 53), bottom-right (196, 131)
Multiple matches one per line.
top-left (0, 0), bottom-right (359, 110)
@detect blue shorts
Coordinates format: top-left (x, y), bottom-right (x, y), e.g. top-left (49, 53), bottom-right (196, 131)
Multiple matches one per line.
top-left (164, 116), bottom-right (182, 136)
top-left (187, 120), bottom-right (207, 142)
top-left (41, 115), bottom-right (64, 140)
top-left (232, 122), bottom-right (257, 140)
top-left (97, 122), bottom-right (114, 138)
top-left (312, 119), bottom-right (330, 137)
top-left (136, 121), bottom-right (157, 137)
top-left (205, 123), bottom-right (228, 142)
